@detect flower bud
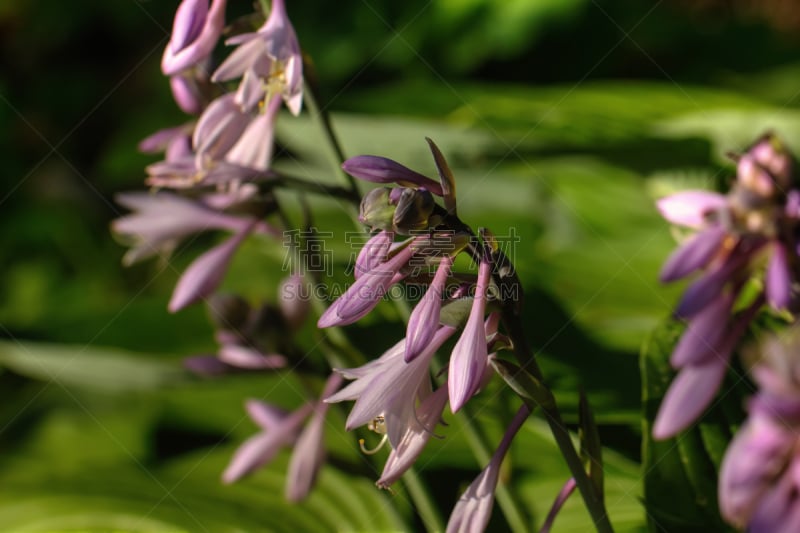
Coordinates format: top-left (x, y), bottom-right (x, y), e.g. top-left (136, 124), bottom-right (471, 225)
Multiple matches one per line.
top-left (392, 188), bottom-right (435, 234)
top-left (359, 188), bottom-right (396, 231)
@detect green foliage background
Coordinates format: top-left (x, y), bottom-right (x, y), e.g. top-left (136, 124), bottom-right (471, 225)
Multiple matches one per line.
top-left (2, 0), bottom-right (800, 530)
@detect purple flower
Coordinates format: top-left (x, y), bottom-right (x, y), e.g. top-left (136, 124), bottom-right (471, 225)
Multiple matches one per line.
top-left (354, 230), bottom-right (393, 280)
top-left (317, 239), bottom-right (417, 328)
top-left (405, 254), bottom-right (453, 362)
top-left (285, 374), bottom-right (342, 502)
top-left (654, 134), bottom-right (800, 439)
top-left (717, 328), bottom-right (800, 531)
top-left (223, 400), bottom-right (312, 484)
top-left (212, 0), bottom-right (303, 115)
top-left (342, 156), bottom-right (444, 195)
top-left (169, 222), bottom-right (255, 312)
top-left (223, 373), bottom-right (342, 500)
top-left (162, 0), bottom-right (227, 76)
top-left (325, 326), bottom-right (456, 450)
top-left (192, 93), bottom-right (252, 161)
top-left (446, 404), bottom-right (531, 533)
top-left (376, 385), bottom-right (449, 488)
top-left (111, 191), bottom-right (255, 266)
top-left (449, 257), bottom-right (492, 412)
top-left (170, 73), bottom-right (204, 115)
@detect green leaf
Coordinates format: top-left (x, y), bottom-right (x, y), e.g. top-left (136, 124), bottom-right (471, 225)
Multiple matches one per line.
top-left (0, 340), bottom-right (187, 391)
top-left (640, 319), bottom-right (745, 532)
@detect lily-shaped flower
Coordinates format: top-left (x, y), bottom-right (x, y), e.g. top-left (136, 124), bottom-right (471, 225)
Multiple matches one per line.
top-left (111, 191), bottom-right (257, 266)
top-left (224, 374), bottom-right (342, 502)
top-left (446, 404), bottom-right (530, 533)
top-left (653, 133), bottom-right (800, 439)
top-left (325, 326), bottom-right (456, 450)
top-left (449, 256), bottom-right (492, 412)
top-left (168, 220), bottom-right (256, 312)
top-left (405, 254), bottom-right (453, 362)
top-left (718, 328), bottom-right (800, 531)
top-left (376, 385), bottom-right (449, 489)
top-left (162, 0), bottom-right (227, 76)
top-left (317, 238), bottom-right (418, 328)
top-left (212, 0), bottom-right (303, 115)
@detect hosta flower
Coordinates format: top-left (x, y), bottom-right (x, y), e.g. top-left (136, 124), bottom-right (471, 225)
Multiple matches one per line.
top-left (162, 0), bottom-right (227, 76)
top-left (224, 374), bottom-right (341, 502)
top-left (719, 328), bottom-right (800, 531)
top-left (653, 133), bottom-right (800, 439)
top-left (449, 256), bottom-right (492, 412)
top-left (446, 404), bottom-right (530, 533)
top-left (111, 191), bottom-right (255, 266)
top-left (325, 326), bottom-right (455, 450)
top-left (212, 0), bottom-right (303, 115)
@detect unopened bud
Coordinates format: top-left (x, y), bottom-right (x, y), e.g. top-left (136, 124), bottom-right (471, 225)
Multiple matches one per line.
top-left (392, 188), bottom-right (435, 234)
top-left (359, 188), bottom-right (396, 231)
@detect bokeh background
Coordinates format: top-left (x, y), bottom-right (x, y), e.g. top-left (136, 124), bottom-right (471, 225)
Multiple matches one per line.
top-left (2, 0), bottom-right (800, 530)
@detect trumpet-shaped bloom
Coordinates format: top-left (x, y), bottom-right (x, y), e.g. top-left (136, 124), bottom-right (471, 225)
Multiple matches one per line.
top-left (285, 374), bottom-right (342, 502)
top-left (405, 254), bottom-right (453, 362)
top-left (223, 400), bottom-right (312, 484)
top-left (376, 385), bottom-right (449, 488)
top-left (446, 404), bottom-right (530, 533)
top-left (169, 222), bottom-right (255, 312)
top-left (317, 240), bottom-right (416, 328)
top-left (112, 191), bottom-right (254, 266)
top-left (325, 326), bottom-right (455, 449)
top-left (162, 0), bottom-right (227, 75)
top-left (212, 0), bottom-right (303, 115)
top-left (449, 258), bottom-right (491, 412)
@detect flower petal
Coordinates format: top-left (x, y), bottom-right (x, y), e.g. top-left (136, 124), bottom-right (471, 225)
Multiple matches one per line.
top-left (657, 191), bottom-right (727, 229)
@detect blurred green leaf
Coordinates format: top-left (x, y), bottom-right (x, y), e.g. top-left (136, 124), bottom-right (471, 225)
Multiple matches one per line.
top-left (0, 341), bottom-right (187, 391)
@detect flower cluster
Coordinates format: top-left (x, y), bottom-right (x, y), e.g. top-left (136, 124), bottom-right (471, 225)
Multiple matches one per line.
top-left (654, 133), bottom-right (799, 439)
top-left (113, 0), bottom-right (303, 315)
top-left (113, 0), bottom-right (342, 503)
top-left (319, 141), bottom-right (525, 530)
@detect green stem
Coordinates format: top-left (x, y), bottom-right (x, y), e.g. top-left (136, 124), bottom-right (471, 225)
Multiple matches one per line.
top-left (302, 79), bottom-right (360, 198)
top-left (402, 467), bottom-right (445, 532)
top-left (272, 172), bottom-right (360, 203)
top-left (501, 309), bottom-right (614, 533)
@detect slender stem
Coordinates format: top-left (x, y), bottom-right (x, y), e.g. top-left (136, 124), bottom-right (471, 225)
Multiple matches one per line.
top-left (501, 309), bottom-right (614, 533)
top-left (302, 79), bottom-right (360, 198)
top-left (402, 467), bottom-right (444, 532)
top-left (272, 172), bottom-right (360, 203)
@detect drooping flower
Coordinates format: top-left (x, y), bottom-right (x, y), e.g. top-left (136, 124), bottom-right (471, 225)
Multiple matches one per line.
top-left (376, 385), bottom-right (449, 488)
top-left (653, 133), bottom-right (800, 439)
top-left (211, 0), bottom-right (303, 115)
top-left (223, 373), bottom-right (341, 502)
top-left (223, 400), bottom-right (312, 484)
top-left (285, 374), bottom-right (342, 502)
top-left (449, 256), bottom-right (492, 412)
top-left (325, 326), bottom-right (456, 450)
top-left (446, 404), bottom-right (531, 533)
top-left (111, 191), bottom-right (256, 266)
top-left (718, 327), bottom-right (800, 531)
top-left (405, 254), bottom-right (453, 362)
top-left (169, 221), bottom-right (256, 312)
top-left (162, 0), bottom-right (227, 76)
